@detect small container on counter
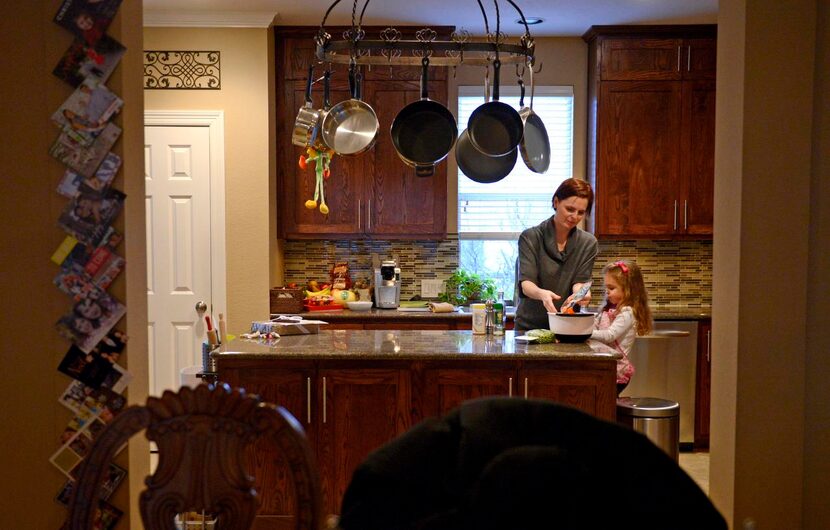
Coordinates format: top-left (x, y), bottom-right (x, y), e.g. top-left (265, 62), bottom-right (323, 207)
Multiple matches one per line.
top-left (471, 303), bottom-right (486, 334)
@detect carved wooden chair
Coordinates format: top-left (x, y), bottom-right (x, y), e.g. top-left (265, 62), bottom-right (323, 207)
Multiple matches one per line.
top-left (67, 383), bottom-right (322, 530)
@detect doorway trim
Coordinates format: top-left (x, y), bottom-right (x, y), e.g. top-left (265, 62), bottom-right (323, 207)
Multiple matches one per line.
top-left (144, 110), bottom-right (227, 318)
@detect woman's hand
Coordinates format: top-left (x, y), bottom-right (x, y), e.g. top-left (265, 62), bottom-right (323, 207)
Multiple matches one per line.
top-left (521, 280), bottom-right (561, 313)
top-left (563, 282), bottom-right (592, 310)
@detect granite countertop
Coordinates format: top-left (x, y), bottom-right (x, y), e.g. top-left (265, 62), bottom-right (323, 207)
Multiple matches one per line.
top-left (282, 306), bottom-right (711, 321)
top-left (215, 330), bottom-right (621, 361)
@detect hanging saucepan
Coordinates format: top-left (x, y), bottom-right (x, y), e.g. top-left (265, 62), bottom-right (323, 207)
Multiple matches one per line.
top-left (467, 58), bottom-right (524, 157)
top-left (518, 71), bottom-right (551, 173)
top-left (321, 65), bottom-right (379, 156)
top-left (292, 65), bottom-right (324, 148)
top-left (391, 57), bottom-right (458, 177)
top-left (455, 66), bottom-right (517, 183)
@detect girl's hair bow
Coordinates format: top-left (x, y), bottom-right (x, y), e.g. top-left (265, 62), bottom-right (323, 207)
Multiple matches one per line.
top-left (613, 260), bottom-right (629, 274)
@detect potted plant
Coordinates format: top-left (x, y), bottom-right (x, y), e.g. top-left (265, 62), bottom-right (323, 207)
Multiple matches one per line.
top-left (439, 268), bottom-right (498, 306)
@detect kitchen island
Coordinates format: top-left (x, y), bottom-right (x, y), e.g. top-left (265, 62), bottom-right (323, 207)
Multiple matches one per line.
top-left (214, 330), bottom-right (620, 526)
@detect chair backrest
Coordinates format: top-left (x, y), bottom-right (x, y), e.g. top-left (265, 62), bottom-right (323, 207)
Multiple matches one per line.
top-left (67, 383), bottom-right (322, 530)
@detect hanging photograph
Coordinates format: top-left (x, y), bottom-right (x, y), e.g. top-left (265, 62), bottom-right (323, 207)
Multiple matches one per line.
top-left (53, 0), bottom-right (124, 46)
top-left (55, 287), bottom-right (126, 354)
top-left (50, 121), bottom-right (121, 178)
top-left (53, 34), bottom-right (126, 88)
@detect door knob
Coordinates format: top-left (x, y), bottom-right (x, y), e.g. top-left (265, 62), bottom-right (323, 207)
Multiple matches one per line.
top-left (195, 301), bottom-right (208, 314)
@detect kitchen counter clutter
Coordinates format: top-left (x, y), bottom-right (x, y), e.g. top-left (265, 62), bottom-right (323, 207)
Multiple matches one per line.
top-left (216, 330), bottom-right (621, 361)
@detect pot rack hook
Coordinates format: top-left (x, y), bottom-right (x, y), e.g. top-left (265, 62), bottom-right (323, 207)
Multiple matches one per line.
top-left (515, 62), bottom-right (526, 79)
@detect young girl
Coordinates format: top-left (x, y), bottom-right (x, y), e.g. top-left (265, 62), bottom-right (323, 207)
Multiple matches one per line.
top-left (591, 260), bottom-right (653, 394)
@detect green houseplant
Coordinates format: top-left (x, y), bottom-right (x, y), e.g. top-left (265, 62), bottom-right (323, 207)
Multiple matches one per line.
top-left (439, 269), bottom-right (498, 306)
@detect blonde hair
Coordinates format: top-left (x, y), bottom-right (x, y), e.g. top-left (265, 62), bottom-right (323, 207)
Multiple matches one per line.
top-left (601, 260), bottom-right (653, 336)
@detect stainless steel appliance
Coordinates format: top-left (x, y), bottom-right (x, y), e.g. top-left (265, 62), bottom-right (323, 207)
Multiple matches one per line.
top-left (620, 320), bottom-right (698, 448)
top-left (373, 260), bottom-right (401, 309)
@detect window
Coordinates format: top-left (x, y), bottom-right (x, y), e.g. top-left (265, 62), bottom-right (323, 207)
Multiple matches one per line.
top-left (457, 85), bottom-right (574, 300)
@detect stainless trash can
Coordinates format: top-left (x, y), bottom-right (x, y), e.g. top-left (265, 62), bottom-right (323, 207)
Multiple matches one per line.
top-left (616, 397), bottom-right (680, 461)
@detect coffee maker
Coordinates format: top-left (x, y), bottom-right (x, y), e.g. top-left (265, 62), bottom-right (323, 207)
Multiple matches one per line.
top-left (373, 260), bottom-right (401, 309)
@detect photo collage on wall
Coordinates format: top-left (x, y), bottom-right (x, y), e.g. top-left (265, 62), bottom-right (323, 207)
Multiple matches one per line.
top-left (49, 1), bottom-right (127, 528)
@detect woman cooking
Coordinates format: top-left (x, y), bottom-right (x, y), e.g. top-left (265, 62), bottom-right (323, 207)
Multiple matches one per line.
top-left (515, 178), bottom-right (597, 333)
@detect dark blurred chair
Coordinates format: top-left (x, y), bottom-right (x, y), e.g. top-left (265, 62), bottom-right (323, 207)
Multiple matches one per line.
top-left (67, 383), bottom-right (322, 530)
top-left (338, 397), bottom-right (725, 530)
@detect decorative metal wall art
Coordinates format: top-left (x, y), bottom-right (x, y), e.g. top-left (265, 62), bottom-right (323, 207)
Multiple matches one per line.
top-left (143, 51), bottom-right (221, 89)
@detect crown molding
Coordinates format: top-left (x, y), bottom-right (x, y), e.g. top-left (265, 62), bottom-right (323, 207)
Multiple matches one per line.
top-left (143, 10), bottom-right (277, 28)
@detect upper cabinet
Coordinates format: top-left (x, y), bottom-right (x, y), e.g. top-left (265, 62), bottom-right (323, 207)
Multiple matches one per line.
top-left (275, 27), bottom-right (451, 240)
top-left (584, 25), bottom-right (717, 238)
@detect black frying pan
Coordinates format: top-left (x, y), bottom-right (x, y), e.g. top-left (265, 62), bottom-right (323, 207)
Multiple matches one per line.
top-left (456, 128), bottom-right (517, 183)
top-left (467, 59), bottom-right (524, 157)
top-left (518, 75), bottom-right (551, 173)
top-left (391, 57), bottom-right (458, 177)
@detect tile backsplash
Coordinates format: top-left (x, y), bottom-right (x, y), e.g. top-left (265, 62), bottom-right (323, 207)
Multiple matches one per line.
top-left (283, 238), bottom-right (712, 308)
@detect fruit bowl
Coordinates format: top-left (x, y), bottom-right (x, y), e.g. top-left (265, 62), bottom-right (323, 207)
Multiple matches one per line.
top-left (346, 301), bottom-right (373, 311)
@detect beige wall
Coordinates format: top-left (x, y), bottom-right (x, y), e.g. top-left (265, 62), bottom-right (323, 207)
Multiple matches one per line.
top-left (447, 37), bottom-right (587, 232)
top-left (143, 27), bottom-right (275, 334)
top-left (711, 0), bottom-right (829, 528)
top-left (0, 1), bottom-right (145, 528)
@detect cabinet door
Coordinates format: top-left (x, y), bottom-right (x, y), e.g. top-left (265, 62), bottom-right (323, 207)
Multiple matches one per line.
top-left (682, 38), bottom-right (717, 80)
top-left (362, 80), bottom-right (448, 239)
top-left (597, 81), bottom-right (682, 236)
top-left (600, 38), bottom-right (682, 81)
top-left (695, 320), bottom-right (712, 448)
top-left (520, 362), bottom-right (617, 421)
top-left (422, 366), bottom-right (515, 417)
top-left (681, 80), bottom-right (716, 235)
top-left (279, 79), bottom-right (364, 238)
top-left (317, 366), bottom-right (412, 515)
top-left (221, 363), bottom-right (316, 529)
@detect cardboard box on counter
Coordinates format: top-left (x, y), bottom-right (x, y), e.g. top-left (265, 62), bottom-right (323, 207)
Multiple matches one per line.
top-left (251, 319), bottom-right (326, 336)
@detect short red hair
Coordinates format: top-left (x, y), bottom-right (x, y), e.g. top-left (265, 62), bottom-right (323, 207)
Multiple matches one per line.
top-left (552, 178), bottom-right (594, 214)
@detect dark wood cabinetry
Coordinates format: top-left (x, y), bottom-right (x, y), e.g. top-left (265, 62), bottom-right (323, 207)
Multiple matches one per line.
top-left (695, 319), bottom-right (712, 448)
top-left (275, 27), bottom-right (450, 240)
top-left (585, 25), bottom-right (716, 238)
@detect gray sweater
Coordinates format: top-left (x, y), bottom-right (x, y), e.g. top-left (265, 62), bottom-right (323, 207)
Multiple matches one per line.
top-left (515, 217), bottom-right (598, 332)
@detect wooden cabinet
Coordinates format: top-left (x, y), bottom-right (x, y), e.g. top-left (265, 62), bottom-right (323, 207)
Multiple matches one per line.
top-left (275, 27), bottom-right (450, 240)
top-left (421, 364), bottom-right (515, 417)
top-left (519, 361), bottom-right (617, 420)
top-left (584, 25), bottom-right (716, 238)
top-left (695, 319), bottom-right (712, 448)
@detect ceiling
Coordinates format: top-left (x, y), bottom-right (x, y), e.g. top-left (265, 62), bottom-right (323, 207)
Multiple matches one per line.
top-left (143, 0), bottom-right (718, 37)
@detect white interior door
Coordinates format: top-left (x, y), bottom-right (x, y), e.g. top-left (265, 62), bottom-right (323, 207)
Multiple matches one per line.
top-left (145, 124), bottom-right (213, 396)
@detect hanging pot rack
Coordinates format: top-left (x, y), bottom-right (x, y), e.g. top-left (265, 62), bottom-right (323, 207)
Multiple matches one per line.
top-left (313, 0), bottom-right (538, 67)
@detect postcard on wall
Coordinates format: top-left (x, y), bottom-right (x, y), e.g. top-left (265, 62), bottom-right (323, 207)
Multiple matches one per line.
top-left (54, 241), bottom-right (124, 296)
top-left (51, 227), bottom-right (123, 270)
top-left (49, 122), bottom-right (121, 178)
top-left (53, 0), bottom-right (124, 46)
top-left (53, 34), bottom-right (126, 88)
top-left (57, 152), bottom-right (122, 198)
top-left (52, 79), bottom-right (123, 146)
top-left (58, 187), bottom-right (126, 245)
top-left (59, 380), bottom-right (127, 420)
top-left (55, 287), bottom-right (126, 354)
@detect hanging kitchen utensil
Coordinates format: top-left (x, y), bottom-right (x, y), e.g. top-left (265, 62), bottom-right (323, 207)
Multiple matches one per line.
top-left (321, 65), bottom-right (379, 156)
top-left (292, 65), bottom-right (325, 148)
top-left (390, 57), bottom-right (458, 177)
top-left (455, 64), bottom-right (517, 183)
top-left (314, 69), bottom-right (333, 149)
top-left (467, 58), bottom-right (524, 157)
top-left (517, 65), bottom-right (550, 173)
top-left (302, 146), bottom-right (334, 214)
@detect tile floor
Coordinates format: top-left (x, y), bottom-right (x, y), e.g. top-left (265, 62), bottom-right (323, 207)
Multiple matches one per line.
top-left (679, 451), bottom-right (710, 494)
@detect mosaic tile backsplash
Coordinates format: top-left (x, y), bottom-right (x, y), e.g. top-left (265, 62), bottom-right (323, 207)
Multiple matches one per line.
top-left (283, 239), bottom-right (712, 308)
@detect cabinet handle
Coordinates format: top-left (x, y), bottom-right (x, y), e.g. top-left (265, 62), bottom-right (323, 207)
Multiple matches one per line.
top-left (508, 377), bottom-right (513, 397)
top-left (673, 200), bottom-right (678, 231)
top-left (677, 45), bottom-right (681, 71)
top-left (358, 199), bottom-right (361, 231)
top-left (322, 376), bottom-right (327, 424)
top-left (707, 330), bottom-right (711, 363)
top-left (367, 200), bottom-right (371, 231)
top-left (684, 200), bottom-right (688, 230)
top-left (687, 45), bottom-right (692, 71)
top-left (306, 377), bottom-right (311, 425)
top-left (524, 377), bottom-right (529, 399)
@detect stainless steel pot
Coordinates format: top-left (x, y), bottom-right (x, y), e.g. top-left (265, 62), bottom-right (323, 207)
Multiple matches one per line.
top-left (292, 65), bottom-right (324, 148)
top-left (321, 67), bottom-right (379, 156)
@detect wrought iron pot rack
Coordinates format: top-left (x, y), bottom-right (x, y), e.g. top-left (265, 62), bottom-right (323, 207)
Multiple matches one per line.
top-left (314, 0), bottom-right (537, 67)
